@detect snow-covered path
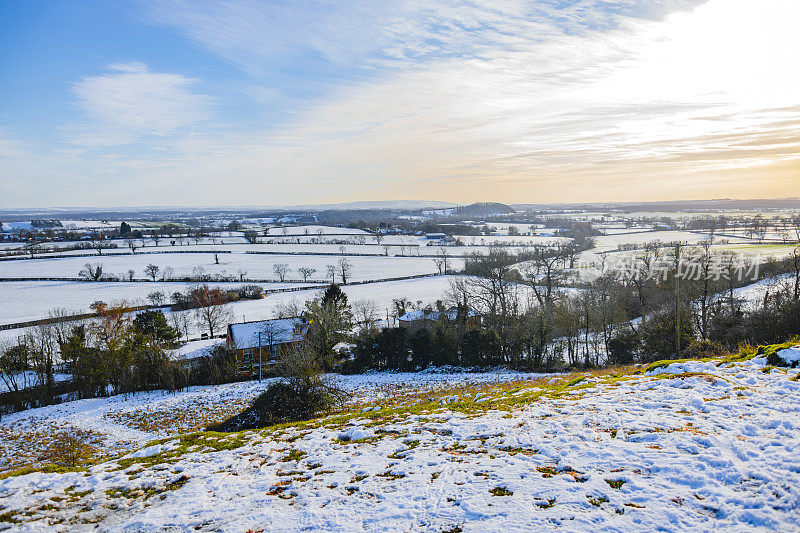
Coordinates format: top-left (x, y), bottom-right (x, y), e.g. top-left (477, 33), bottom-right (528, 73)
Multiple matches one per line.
top-left (1, 358), bottom-right (799, 531)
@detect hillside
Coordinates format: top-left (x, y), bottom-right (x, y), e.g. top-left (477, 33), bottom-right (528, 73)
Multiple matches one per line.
top-left (454, 202), bottom-right (516, 217)
top-left (1, 344), bottom-right (799, 530)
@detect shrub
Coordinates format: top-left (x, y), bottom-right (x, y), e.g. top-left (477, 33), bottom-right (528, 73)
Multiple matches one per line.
top-left (607, 329), bottom-right (638, 365)
top-left (211, 343), bottom-right (342, 431)
top-left (40, 430), bottom-right (96, 468)
top-left (681, 340), bottom-right (726, 360)
top-left (640, 308), bottom-right (694, 362)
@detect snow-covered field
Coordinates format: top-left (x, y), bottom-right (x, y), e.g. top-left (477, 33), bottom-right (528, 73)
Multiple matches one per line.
top-left (0, 275), bottom-right (462, 336)
top-left (590, 230), bottom-right (753, 253)
top-left (0, 253), bottom-right (460, 283)
top-left (453, 235), bottom-right (570, 246)
top-left (0, 281), bottom-right (313, 325)
top-left (1, 353), bottom-right (799, 530)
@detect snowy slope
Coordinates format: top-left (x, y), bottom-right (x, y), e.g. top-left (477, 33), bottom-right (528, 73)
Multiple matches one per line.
top-left (1, 357), bottom-right (799, 530)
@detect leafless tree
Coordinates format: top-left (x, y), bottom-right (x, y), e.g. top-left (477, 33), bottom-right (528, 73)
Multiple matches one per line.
top-left (192, 285), bottom-right (233, 338)
top-left (127, 269), bottom-right (135, 281)
top-left (275, 298), bottom-right (303, 318)
top-left (298, 267), bottom-right (317, 282)
top-left (89, 235), bottom-right (106, 255)
top-left (273, 263), bottom-right (290, 282)
top-left (125, 239), bottom-right (138, 254)
top-left (79, 263), bottom-right (104, 281)
top-left (169, 312), bottom-right (191, 342)
top-left (338, 258), bottom-right (352, 284)
top-left (144, 264), bottom-right (159, 282)
top-left (147, 291), bottom-right (165, 306)
top-left (161, 266), bottom-right (174, 281)
top-left (326, 264), bottom-right (337, 283)
top-left (352, 299), bottom-right (380, 333)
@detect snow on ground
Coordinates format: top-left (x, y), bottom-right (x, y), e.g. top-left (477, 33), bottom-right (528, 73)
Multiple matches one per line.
top-left (725, 274), bottom-right (796, 310)
top-left (453, 235), bottom-right (570, 246)
top-left (265, 225), bottom-right (371, 236)
top-left (0, 275), bottom-right (461, 342)
top-left (168, 338), bottom-right (226, 361)
top-left (0, 252), bottom-right (459, 283)
top-left (1, 356), bottom-right (799, 530)
top-left (0, 281), bottom-right (312, 325)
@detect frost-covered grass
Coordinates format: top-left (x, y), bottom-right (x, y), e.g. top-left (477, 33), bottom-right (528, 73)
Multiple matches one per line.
top-left (1, 347), bottom-right (799, 530)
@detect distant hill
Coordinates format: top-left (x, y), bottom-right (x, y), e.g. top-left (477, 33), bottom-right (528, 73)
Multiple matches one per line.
top-left (454, 202), bottom-right (516, 217)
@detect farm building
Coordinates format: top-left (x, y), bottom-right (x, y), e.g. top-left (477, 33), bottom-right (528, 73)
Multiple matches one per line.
top-left (226, 317), bottom-right (306, 373)
top-left (397, 307), bottom-right (480, 333)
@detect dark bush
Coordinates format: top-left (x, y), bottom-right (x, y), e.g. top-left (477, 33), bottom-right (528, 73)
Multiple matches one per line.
top-left (681, 340), bottom-right (727, 360)
top-left (210, 342), bottom-right (342, 432)
top-left (211, 381), bottom-right (336, 431)
top-left (640, 308), bottom-right (695, 362)
top-left (607, 329), bottom-right (638, 365)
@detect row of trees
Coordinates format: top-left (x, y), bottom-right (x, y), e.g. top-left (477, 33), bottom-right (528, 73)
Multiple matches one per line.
top-left (342, 244), bottom-right (800, 372)
top-left (0, 305), bottom-right (243, 417)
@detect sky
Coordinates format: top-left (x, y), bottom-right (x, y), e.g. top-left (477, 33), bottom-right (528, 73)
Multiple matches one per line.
top-left (1, 0), bottom-right (798, 208)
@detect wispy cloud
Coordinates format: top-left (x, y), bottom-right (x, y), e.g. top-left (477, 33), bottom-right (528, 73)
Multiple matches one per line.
top-left (124, 0), bottom-right (800, 204)
top-left (67, 62), bottom-right (210, 146)
top-left (4, 0), bottom-right (800, 207)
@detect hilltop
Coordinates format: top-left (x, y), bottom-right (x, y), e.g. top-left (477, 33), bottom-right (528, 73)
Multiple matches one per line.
top-left (1, 343), bottom-right (799, 530)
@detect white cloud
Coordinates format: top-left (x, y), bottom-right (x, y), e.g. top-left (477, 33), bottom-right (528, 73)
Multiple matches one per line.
top-left (5, 0), bottom-right (800, 207)
top-left (131, 0), bottom-right (799, 204)
top-left (67, 62), bottom-right (210, 146)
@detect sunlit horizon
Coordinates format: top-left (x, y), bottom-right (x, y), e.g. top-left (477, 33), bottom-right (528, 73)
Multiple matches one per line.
top-left (1, 0), bottom-right (798, 208)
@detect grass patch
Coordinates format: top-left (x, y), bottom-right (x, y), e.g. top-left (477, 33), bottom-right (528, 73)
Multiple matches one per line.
top-left (605, 479), bottom-right (626, 490)
top-left (280, 450), bottom-right (307, 463)
top-left (490, 486), bottom-right (513, 496)
top-left (588, 495), bottom-right (609, 507)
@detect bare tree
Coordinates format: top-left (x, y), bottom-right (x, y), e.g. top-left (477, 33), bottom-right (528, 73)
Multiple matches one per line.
top-left (236, 268), bottom-right (248, 282)
top-left (352, 299), bottom-right (380, 333)
top-left (147, 291), bottom-right (165, 306)
top-left (298, 267), bottom-right (317, 282)
top-left (144, 264), bottom-right (160, 282)
top-left (89, 235), bottom-right (106, 256)
top-left (127, 269), bottom-right (135, 281)
top-left (192, 285), bottom-right (233, 338)
top-left (79, 263), bottom-right (104, 281)
top-left (275, 298), bottom-right (303, 318)
top-left (338, 258), bottom-right (352, 284)
top-left (169, 312), bottom-right (191, 342)
top-left (374, 233), bottom-right (384, 245)
top-left (161, 266), bottom-right (174, 281)
top-left (326, 264), bottom-right (337, 283)
top-left (125, 238), bottom-right (138, 254)
top-left (273, 263), bottom-right (290, 282)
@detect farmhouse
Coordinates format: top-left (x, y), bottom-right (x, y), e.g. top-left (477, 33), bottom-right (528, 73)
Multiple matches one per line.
top-left (226, 317), bottom-right (306, 373)
top-left (397, 307), bottom-right (480, 334)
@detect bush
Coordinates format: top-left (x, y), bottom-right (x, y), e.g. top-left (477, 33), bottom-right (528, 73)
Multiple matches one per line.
top-left (211, 343), bottom-right (342, 431)
top-left (681, 340), bottom-right (727, 360)
top-left (40, 430), bottom-right (97, 468)
top-left (640, 308), bottom-right (695, 362)
top-left (607, 329), bottom-right (638, 365)
top-left (191, 345), bottom-right (239, 386)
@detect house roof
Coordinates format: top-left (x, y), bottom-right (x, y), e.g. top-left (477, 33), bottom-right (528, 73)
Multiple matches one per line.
top-left (398, 308), bottom-right (478, 322)
top-left (227, 317), bottom-right (305, 349)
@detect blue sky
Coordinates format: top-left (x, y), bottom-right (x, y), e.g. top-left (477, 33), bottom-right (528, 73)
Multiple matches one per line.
top-left (1, 0), bottom-right (798, 207)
